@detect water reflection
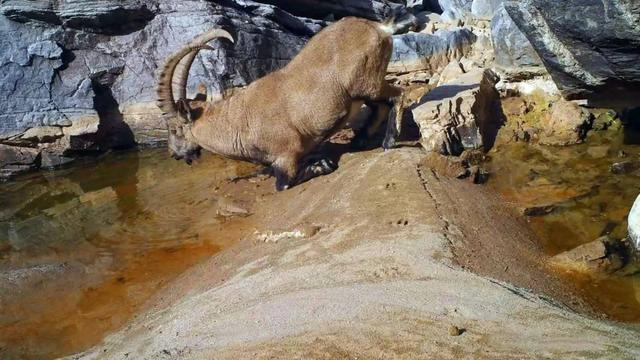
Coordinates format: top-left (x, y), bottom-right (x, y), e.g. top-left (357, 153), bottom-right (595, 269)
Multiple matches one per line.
top-left (487, 125), bottom-right (640, 322)
top-left (0, 149), bottom-right (260, 359)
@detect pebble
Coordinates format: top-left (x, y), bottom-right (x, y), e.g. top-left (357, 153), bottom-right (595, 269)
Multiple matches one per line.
top-left (449, 325), bottom-right (465, 336)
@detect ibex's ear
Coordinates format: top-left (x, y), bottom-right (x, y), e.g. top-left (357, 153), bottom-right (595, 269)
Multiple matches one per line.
top-left (176, 99), bottom-right (195, 123)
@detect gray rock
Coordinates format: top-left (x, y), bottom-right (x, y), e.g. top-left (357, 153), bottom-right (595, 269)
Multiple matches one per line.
top-left (504, 0), bottom-right (640, 106)
top-left (630, 195), bottom-right (640, 251)
top-left (0, 144), bottom-right (40, 179)
top-left (389, 28), bottom-right (476, 73)
top-left (471, 0), bottom-right (502, 20)
top-left (410, 68), bottom-right (501, 155)
top-left (491, 5), bottom-right (543, 71)
top-left (437, 0), bottom-right (473, 20)
top-left (27, 40), bottom-right (63, 59)
top-left (256, 0), bottom-right (402, 20)
top-left (611, 161), bottom-right (640, 175)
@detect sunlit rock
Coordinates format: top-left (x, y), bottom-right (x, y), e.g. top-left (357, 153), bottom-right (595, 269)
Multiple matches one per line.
top-left (537, 100), bottom-right (593, 146)
top-left (410, 68), bottom-right (501, 155)
top-left (389, 28), bottom-right (476, 73)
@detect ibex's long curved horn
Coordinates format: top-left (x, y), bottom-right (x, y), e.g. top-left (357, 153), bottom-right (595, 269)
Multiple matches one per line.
top-left (156, 29), bottom-right (234, 123)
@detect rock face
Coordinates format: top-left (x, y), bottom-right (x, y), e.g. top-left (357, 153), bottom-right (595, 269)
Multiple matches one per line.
top-left (389, 28), bottom-right (476, 73)
top-left (471, 0), bottom-right (502, 20)
top-left (538, 100), bottom-right (593, 146)
top-left (0, 0), bottom-right (332, 179)
top-left (410, 68), bottom-right (501, 155)
top-left (490, 5), bottom-right (543, 72)
top-left (257, 0), bottom-right (401, 20)
top-left (504, 0), bottom-right (640, 105)
top-left (438, 0), bottom-right (472, 21)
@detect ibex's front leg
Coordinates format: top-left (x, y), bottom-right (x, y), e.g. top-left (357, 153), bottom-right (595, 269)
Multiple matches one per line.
top-left (368, 82), bottom-right (404, 151)
top-left (382, 97), bottom-right (404, 150)
top-left (352, 100), bottom-right (391, 149)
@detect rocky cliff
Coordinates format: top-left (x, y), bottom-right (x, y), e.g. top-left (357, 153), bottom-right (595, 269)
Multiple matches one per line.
top-left (504, 0), bottom-right (640, 105)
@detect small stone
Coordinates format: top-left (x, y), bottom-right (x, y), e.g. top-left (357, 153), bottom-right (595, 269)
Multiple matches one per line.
top-left (449, 325), bottom-right (465, 336)
top-left (523, 205), bottom-right (555, 217)
top-left (611, 161), bottom-right (640, 175)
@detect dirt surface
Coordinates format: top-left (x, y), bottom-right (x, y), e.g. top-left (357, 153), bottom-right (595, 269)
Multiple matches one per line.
top-left (69, 148), bottom-right (640, 359)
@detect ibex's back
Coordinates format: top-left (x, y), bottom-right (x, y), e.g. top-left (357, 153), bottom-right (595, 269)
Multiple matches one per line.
top-left (158, 17), bottom-right (402, 190)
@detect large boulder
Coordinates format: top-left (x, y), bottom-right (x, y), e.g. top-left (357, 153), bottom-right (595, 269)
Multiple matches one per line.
top-left (537, 100), bottom-right (593, 146)
top-left (503, 0), bottom-right (640, 106)
top-left (438, 0), bottom-right (473, 21)
top-left (490, 5), bottom-right (543, 73)
top-left (630, 195), bottom-right (640, 252)
top-left (471, 0), bottom-right (502, 19)
top-left (410, 68), bottom-right (501, 155)
top-left (0, 0), bottom-right (327, 178)
top-left (389, 28), bottom-right (476, 73)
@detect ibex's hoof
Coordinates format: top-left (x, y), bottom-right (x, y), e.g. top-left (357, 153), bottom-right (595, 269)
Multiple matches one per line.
top-left (319, 158), bottom-right (337, 172)
top-left (382, 137), bottom-right (397, 151)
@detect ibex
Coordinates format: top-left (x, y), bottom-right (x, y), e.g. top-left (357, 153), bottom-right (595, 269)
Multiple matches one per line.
top-left (156, 17), bottom-right (406, 191)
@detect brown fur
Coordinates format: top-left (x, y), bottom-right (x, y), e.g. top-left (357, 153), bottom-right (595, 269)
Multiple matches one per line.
top-left (157, 18), bottom-right (402, 190)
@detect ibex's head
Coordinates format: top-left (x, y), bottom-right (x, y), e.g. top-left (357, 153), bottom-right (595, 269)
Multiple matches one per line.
top-left (155, 29), bottom-right (234, 164)
top-left (168, 118), bottom-right (201, 165)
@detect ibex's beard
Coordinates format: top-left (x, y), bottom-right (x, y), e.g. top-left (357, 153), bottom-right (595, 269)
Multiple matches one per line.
top-left (168, 126), bottom-right (202, 165)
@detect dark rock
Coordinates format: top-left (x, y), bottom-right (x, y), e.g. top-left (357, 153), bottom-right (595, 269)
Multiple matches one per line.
top-left (468, 165), bottom-right (489, 184)
top-left (610, 161), bottom-right (640, 175)
top-left (40, 151), bottom-right (75, 169)
top-left (256, 0), bottom-right (402, 20)
top-left (490, 5), bottom-right (543, 72)
top-left (390, 28), bottom-right (476, 73)
top-left (0, 144), bottom-right (40, 179)
top-left (523, 204), bottom-right (555, 217)
top-left (504, 0), bottom-right (640, 106)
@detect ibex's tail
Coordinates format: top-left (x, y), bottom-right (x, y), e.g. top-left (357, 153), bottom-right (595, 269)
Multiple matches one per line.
top-left (156, 29), bottom-right (234, 124)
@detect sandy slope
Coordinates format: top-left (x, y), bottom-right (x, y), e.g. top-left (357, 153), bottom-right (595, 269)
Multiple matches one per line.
top-left (70, 148), bottom-right (640, 359)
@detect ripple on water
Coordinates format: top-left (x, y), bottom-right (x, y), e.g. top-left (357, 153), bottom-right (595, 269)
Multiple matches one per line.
top-left (0, 148), bottom-right (260, 359)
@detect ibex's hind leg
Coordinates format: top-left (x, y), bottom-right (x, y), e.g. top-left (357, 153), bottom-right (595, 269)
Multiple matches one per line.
top-left (295, 156), bottom-right (338, 185)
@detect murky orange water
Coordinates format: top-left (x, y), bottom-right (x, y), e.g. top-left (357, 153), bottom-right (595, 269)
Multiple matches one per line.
top-left (0, 149), bottom-right (260, 359)
top-left (486, 125), bottom-right (640, 322)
